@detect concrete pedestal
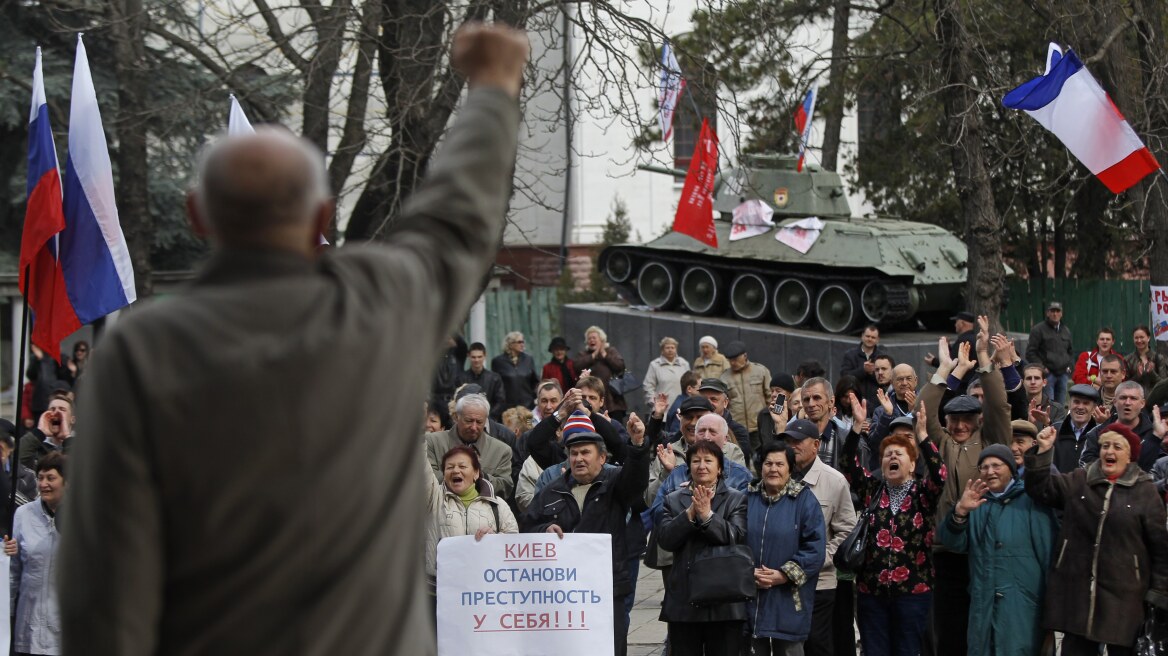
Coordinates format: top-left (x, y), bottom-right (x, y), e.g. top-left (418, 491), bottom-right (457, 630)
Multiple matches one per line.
top-left (563, 303), bottom-right (1027, 416)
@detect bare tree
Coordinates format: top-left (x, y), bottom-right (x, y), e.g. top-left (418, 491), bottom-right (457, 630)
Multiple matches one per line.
top-left (934, 0), bottom-right (1003, 320)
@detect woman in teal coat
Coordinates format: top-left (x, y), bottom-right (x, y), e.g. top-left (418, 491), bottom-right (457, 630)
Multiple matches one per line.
top-left (937, 444), bottom-right (1058, 656)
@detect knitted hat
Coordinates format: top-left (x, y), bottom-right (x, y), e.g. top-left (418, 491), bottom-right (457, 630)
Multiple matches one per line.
top-left (699, 335), bottom-right (718, 349)
top-left (1099, 422), bottom-right (1142, 461)
top-left (561, 411), bottom-right (602, 447)
top-left (977, 444), bottom-right (1017, 479)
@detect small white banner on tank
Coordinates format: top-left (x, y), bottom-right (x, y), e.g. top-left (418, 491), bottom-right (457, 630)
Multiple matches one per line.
top-left (776, 216), bottom-right (825, 253)
top-left (1152, 285), bottom-right (1168, 341)
top-left (437, 533), bottom-right (614, 656)
top-left (730, 199), bottom-right (774, 241)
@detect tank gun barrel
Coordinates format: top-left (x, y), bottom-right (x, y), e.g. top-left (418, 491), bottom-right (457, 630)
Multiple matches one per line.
top-left (637, 163), bottom-right (687, 177)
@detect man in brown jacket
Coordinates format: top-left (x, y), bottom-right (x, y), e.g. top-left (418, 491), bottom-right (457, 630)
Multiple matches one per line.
top-left (720, 340), bottom-right (771, 438)
top-left (58, 24), bottom-right (529, 656)
top-left (920, 317), bottom-right (1012, 656)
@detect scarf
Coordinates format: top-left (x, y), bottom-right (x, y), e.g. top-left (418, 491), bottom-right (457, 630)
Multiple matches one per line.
top-left (555, 358), bottom-right (573, 385)
top-left (887, 480), bottom-right (913, 514)
top-left (758, 478), bottom-right (805, 503)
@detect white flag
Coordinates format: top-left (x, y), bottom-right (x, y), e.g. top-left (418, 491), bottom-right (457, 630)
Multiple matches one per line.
top-left (228, 95), bottom-right (254, 136)
top-left (658, 42), bottom-right (686, 142)
top-left (226, 95), bottom-right (330, 245)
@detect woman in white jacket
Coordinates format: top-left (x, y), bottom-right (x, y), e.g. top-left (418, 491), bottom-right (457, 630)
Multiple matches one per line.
top-left (424, 444), bottom-right (518, 599)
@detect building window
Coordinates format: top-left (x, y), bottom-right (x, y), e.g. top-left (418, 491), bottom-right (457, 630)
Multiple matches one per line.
top-left (672, 82), bottom-right (717, 174)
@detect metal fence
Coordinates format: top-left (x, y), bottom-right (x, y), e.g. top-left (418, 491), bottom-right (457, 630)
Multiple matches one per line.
top-left (1000, 278), bottom-right (1152, 353)
top-left (465, 287), bottom-right (560, 360)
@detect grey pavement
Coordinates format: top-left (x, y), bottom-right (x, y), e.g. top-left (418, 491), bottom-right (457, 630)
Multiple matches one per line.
top-left (627, 564), bottom-right (667, 656)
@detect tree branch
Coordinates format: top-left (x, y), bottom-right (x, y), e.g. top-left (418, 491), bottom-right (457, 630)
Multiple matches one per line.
top-left (253, 0), bottom-right (310, 72)
top-left (1084, 14), bottom-right (1138, 66)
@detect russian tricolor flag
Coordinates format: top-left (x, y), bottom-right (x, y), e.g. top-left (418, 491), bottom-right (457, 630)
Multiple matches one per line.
top-left (794, 86), bottom-right (817, 172)
top-left (21, 48), bottom-right (81, 360)
top-left (1003, 43), bottom-right (1161, 193)
top-left (61, 35), bottom-right (136, 323)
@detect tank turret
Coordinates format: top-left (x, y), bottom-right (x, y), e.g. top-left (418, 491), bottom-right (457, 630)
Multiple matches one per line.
top-left (600, 154), bottom-right (974, 333)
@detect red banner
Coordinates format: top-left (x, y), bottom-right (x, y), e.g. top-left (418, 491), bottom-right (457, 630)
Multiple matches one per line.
top-left (672, 119), bottom-right (719, 247)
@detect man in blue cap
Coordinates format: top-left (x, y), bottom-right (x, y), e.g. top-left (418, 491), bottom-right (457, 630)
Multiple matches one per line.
top-left (521, 410), bottom-right (649, 656)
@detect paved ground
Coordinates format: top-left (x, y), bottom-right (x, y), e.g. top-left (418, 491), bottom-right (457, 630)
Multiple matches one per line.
top-left (627, 565), bottom-right (667, 656)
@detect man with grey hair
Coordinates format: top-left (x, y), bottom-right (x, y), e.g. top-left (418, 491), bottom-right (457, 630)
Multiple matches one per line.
top-left (800, 376), bottom-right (848, 469)
top-left (426, 393), bottom-right (514, 499)
top-left (59, 23), bottom-right (529, 656)
top-left (1081, 379), bottom-right (1165, 470)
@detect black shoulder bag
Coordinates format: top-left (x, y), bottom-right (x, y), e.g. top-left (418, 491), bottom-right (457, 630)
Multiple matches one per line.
top-left (832, 484), bottom-right (884, 575)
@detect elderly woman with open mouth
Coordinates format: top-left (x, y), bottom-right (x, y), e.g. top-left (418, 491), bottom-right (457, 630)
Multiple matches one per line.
top-left (840, 406), bottom-right (944, 656)
top-left (1025, 422), bottom-right (1168, 656)
top-left (422, 444), bottom-right (518, 616)
top-left (937, 444), bottom-right (1059, 656)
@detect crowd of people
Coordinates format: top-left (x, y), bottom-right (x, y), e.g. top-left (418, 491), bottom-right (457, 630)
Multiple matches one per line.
top-left (4, 21), bottom-right (1168, 655)
top-left (422, 309), bottom-right (1168, 656)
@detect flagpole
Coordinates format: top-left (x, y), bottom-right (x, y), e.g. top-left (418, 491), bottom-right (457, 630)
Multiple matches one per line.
top-left (8, 265), bottom-right (30, 535)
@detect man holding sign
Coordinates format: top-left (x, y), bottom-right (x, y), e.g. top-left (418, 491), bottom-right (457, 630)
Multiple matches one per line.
top-left (521, 412), bottom-right (651, 656)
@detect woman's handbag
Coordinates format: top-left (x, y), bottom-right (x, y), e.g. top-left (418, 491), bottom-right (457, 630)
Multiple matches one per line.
top-left (1137, 605), bottom-right (1168, 656)
top-left (687, 544), bottom-right (756, 606)
top-left (832, 485), bottom-right (884, 574)
top-left (608, 369), bottom-right (640, 397)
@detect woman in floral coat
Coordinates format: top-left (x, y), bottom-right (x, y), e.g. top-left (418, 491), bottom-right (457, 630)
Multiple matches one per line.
top-left (841, 408), bottom-right (945, 656)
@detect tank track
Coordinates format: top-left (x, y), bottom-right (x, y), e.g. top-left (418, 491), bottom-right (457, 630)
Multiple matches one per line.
top-left (601, 246), bottom-right (916, 326)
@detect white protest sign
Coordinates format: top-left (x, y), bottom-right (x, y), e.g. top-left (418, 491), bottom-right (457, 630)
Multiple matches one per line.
top-left (1154, 286), bottom-right (1168, 341)
top-left (437, 533), bottom-right (613, 656)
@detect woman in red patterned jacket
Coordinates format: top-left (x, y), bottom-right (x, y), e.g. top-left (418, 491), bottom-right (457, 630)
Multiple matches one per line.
top-left (840, 405), bottom-right (945, 656)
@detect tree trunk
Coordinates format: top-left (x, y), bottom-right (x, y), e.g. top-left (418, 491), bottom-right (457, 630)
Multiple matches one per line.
top-left (1133, 0), bottom-right (1168, 288)
top-left (108, 0), bottom-right (153, 297)
top-left (934, 0), bottom-right (1003, 322)
top-left (820, 0), bottom-right (850, 171)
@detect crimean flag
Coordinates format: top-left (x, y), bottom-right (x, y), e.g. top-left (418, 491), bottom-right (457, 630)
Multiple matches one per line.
top-left (658, 41), bottom-right (686, 142)
top-left (794, 86), bottom-right (818, 172)
top-left (61, 35), bottom-right (137, 324)
top-left (1003, 43), bottom-right (1160, 193)
top-left (21, 47), bottom-right (81, 360)
top-left (672, 118), bottom-right (719, 248)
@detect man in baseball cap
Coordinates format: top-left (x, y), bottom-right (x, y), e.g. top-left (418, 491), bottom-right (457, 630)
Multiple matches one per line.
top-left (778, 416), bottom-right (859, 656)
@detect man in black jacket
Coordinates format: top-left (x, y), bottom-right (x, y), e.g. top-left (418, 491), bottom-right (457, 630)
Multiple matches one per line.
top-left (521, 413), bottom-right (649, 656)
top-left (1051, 384), bottom-right (1100, 472)
top-left (840, 325), bottom-right (886, 414)
top-left (1025, 301), bottom-right (1073, 404)
top-left (1080, 380), bottom-right (1163, 471)
top-left (458, 342), bottom-right (506, 420)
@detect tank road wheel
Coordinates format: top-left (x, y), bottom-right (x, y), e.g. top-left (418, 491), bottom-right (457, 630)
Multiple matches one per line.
top-left (773, 278), bottom-right (813, 326)
top-left (729, 274), bottom-right (769, 321)
top-left (860, 280), bottom-right (889, 323)
top-left (816, 283), bottom-right (860, 334)
top-left (637, 261), bottom-right (678, 310)
top-left (603, 250), bottom-right (634, 284)
top-left (680, 266), bottom-right (722, 315)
